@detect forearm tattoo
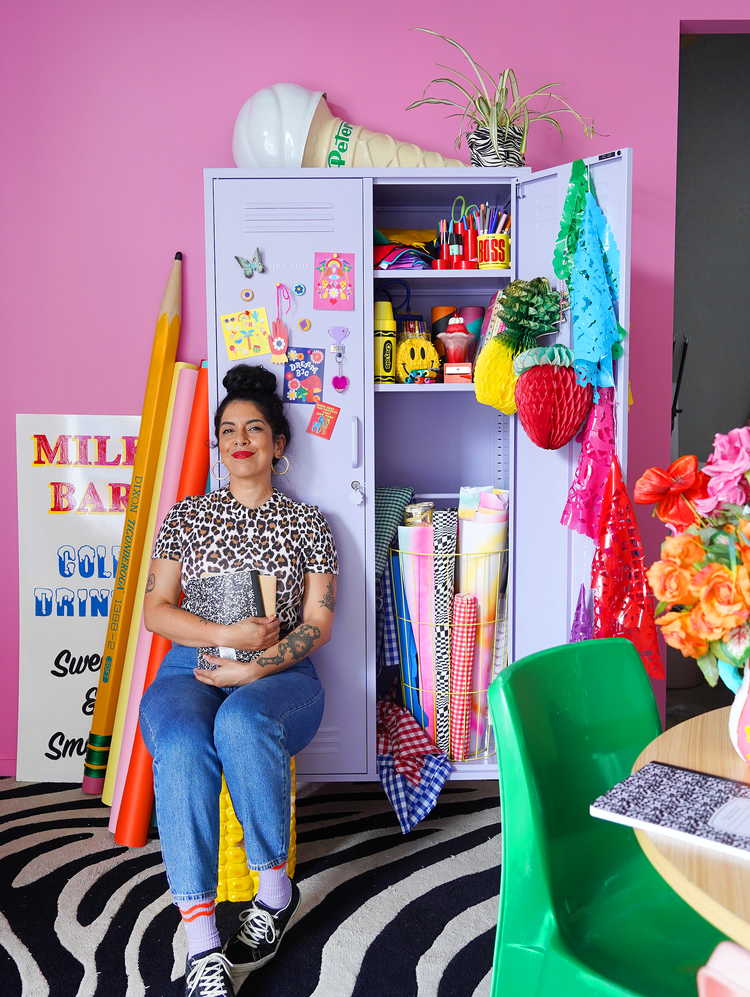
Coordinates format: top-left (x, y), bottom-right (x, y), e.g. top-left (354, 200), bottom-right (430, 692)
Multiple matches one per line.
top-left (255, 623), bottom-right (321, 669)
top-left (146, 573), bottom-right (155, 593)
top-left (318, 578), bottom-right (336, 613)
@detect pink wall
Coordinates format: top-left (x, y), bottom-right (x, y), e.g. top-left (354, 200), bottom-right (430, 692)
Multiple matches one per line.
top-left (1, 0), bottom-right (746, 773)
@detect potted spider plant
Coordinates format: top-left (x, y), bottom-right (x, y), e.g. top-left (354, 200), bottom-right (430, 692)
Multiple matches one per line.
top-left (407, 28), bottom-right (599, 167)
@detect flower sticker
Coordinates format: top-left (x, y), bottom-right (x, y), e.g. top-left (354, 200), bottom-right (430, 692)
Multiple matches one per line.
top-left (311, 350), bottom-right (324, 364)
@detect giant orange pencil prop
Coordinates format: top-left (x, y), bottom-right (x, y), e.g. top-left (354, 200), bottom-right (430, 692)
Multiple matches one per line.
top-left (82, 253), bottom-right (182, 795)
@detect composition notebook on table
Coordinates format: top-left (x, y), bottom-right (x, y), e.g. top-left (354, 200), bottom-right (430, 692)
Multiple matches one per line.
top-left (590, 761), bottom-right (750, 861)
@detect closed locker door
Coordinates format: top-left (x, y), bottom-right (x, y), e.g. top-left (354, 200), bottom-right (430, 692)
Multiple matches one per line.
top-left (207, 175), bottom-right (368, 775)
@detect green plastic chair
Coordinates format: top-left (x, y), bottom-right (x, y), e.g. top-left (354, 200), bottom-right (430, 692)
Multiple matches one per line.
top-left (487, 637), bottom-right (727, 997)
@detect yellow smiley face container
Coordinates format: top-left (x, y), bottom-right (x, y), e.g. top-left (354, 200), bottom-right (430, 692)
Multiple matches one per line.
top-left (396, 338), bottom-right (441, 384)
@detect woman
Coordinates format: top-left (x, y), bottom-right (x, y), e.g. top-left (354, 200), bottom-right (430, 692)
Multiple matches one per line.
top-left (140, 364), bottom-right (337, 997)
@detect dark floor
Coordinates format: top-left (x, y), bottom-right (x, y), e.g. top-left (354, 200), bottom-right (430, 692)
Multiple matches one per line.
top-left (665, 649), bottom-right (735, 729)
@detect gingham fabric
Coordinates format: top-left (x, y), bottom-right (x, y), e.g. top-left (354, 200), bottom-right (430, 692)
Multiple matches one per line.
top-left (377, 684), bottom-right (451, 833)
top-left (449, 594), bottom-right (478, 761)
top-left (380, 562), bottom-right (401, 674)
top-left (432, 509), bottom-right (458, 754)
top-left (376, 753), bottom-right (452, 834)
top-left (374, 486), bottom-right (414, 580)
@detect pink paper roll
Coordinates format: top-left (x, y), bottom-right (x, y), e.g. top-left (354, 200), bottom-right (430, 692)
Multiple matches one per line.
top-left (450, 594), bottom-right (477, 761)
top-left (108, 366), bottom-right (199, 831)
top-left (457, 519), bottom-right (507, 756)
top-left (397, 525), bottom-right (436, 743)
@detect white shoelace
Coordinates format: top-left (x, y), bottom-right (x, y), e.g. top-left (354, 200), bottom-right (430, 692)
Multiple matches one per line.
top-left (186, 952), bottom-right (233, 997)
top-left (238, 904), bottom-right (277, 947)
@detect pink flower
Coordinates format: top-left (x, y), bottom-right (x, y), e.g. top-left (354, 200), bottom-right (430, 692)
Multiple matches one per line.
top-left (694, 427), bottom-right (750, 513)
top-left (311, 351), bottom-right (324, 363)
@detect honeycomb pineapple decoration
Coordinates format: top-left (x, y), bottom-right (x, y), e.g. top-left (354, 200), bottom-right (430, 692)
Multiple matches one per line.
top-left (474, 278), bottom-right (567, 414)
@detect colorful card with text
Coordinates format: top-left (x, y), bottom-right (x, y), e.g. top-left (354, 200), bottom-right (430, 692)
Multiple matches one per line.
top-left (283, 348), bottom-right (325, 404)
top-left (220, 308), bottom-right (271, 361)
top-left (306, 401), bottom-right (340, 440)
top-left (313, 253), bottom-right (355, 310)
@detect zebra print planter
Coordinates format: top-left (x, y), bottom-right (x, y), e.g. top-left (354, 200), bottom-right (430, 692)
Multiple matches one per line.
top-left (467, 125), bottom-right (525, 168)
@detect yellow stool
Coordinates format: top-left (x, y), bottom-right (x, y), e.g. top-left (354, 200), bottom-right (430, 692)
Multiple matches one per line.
top-left (217, 757), bottom-right (297, 903)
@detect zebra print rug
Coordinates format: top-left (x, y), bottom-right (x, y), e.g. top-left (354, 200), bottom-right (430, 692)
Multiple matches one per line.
top-left (0, 778), bottom-right (500, 997)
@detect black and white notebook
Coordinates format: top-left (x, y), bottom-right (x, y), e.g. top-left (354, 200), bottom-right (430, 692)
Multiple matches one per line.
top-left (590, 761), bottom-right (750, 861)
top-left (186, 568), bottom-right (265, 669)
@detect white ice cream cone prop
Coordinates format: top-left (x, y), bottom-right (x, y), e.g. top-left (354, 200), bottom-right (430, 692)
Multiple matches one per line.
top-left (233, 83), bottom-right (466, 169)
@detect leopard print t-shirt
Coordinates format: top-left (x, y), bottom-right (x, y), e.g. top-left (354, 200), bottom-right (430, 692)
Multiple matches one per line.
top-left (151, 487), bottom-right (338, 634)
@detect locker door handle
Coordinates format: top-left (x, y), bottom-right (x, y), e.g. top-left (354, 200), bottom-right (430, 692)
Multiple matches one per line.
top-left (351, 416), bottom-right (359, 468)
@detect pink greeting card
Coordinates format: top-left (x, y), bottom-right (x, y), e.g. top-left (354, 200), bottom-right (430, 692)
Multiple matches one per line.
top-left (306, 402), bottom-right (340, 441)
top-left (313, 253), bottom-right (354, 310)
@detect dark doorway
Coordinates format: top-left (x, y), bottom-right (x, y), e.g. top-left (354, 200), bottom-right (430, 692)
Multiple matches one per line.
top-left (673, 34), bottom-right (750, 461)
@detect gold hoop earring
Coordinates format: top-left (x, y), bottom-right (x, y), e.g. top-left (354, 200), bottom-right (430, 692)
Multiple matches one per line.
top-left (272, 455), bottom-right (290, 476)
top-left (211, 459), bottom-right (230, 480)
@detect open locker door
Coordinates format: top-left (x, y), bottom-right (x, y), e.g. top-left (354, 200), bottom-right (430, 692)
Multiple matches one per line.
top-left (511, 150), bottom-right (633, 661)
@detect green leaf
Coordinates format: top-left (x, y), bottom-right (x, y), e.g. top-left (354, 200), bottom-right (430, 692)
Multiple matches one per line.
top-left (697, 651), bottom-right (719, 687)
top-left (654, 600), bottom-right (669, 616)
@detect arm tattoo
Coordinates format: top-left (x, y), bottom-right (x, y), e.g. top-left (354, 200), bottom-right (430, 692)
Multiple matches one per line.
top-left (318, 578), bottom-right (336, 613)
top-left (255, 623), bottom-right (321, 669)
top-left (145, 573), bottom-right (155, 593)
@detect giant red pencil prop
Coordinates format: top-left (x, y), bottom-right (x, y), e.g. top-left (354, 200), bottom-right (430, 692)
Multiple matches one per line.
top-left (82, 254), bottom-right (182, 794)
top-left (114, 364), bottom-right (209, 846)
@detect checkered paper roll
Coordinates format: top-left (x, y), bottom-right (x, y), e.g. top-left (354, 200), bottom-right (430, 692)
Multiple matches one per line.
top-left (432, 510), bottom-right (457, 753)
top-left (450, 594), bottom-right (477, 761)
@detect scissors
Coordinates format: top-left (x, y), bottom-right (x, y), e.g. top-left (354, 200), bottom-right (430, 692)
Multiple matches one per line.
top-left (451, 195), bottom-right (479, 224)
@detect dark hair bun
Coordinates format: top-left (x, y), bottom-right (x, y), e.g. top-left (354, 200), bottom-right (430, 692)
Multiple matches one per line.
top-left (222, 363), bottom-right (277, 397)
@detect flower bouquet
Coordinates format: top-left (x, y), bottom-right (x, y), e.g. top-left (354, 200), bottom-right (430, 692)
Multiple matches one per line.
top-left (636, 428), bottom-right (750, 762)
top-left (635, 429), bottom-right (750, 687)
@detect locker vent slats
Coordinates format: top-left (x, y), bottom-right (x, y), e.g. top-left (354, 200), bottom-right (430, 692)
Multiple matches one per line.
top-left (242, 202), bottom-right (335, 234)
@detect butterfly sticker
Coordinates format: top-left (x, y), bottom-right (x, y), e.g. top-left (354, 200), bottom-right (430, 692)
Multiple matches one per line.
top-left (235, 248), bottom-right (265, 278)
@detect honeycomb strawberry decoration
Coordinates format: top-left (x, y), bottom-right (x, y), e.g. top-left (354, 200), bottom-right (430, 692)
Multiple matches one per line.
top-left (513, 344), bottom-right (593, 450)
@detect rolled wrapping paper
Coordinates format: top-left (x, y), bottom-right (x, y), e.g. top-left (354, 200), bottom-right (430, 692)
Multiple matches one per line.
top-left (459, 306), bottom-right (485, 364)
top-left (398, 525), bottom-right (436, 742)
top-left (390, 551), bottom-right (427, 729)
top-left (449, 594), bottom-right (478, 761)
top-left (105, 364), bottom-right (199, 820)
top-left (83, 253), bottom-right (182, 795)
top-left (457, 519), bottom-right (508, 756)
top-left (114, 365), bottom-right (210, 848)
top-left (432, 510), bottom-right (458, 754)
top-left (431, 306), bottom-right (456, 358)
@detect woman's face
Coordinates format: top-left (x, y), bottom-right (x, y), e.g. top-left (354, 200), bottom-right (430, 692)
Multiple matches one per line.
top-left (218, 400), bottom-right (284, 481)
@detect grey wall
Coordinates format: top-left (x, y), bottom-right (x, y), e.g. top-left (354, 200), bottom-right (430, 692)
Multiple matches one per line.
top-left (674, 35), bottom-right (750, 461)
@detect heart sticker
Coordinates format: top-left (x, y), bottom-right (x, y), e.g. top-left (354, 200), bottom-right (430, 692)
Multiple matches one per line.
top-left (332, 375), bottom-right (349, 393)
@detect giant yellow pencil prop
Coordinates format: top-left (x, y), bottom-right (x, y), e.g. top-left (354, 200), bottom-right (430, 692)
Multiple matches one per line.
top-left (82, 253), bottom-right (182, 795)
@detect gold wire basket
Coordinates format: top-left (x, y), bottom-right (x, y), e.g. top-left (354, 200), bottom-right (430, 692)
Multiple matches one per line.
top-left (388, 545), bottom-right (509, 763)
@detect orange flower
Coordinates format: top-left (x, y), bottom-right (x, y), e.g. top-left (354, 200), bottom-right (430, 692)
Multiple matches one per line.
top-left (660, 534), bottom-right (705, 570)
top-left (687, 603), bottom-right (726, 643)
top-left (688, 563), bottom-right (749, 630)
top-left (646, 558), bottom-right (695, 607)
top-left (633, 455), bottom-right (710, 530)
top-left (656, 610), bottom-right (708, 659)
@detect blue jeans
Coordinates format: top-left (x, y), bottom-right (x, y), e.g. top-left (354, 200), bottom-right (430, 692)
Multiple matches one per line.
top-left (139, 643), bottom-right (324, 903)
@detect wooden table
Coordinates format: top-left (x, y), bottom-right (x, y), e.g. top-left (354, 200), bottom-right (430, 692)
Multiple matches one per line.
top-left (633, 707), bottom-right (750, 947)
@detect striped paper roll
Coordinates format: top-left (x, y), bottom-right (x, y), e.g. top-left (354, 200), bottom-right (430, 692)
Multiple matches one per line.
top-left (432, 509), bottom-right (457, 753)
top-left (105, 363), bottom-right (199, 819)
top-left (450, 594), bottom-right (477, 761)
top-left (114, 364), bottom-right (210, 848)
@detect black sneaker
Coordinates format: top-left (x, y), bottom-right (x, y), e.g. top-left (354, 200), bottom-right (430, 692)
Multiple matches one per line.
top-left (223, 881), bottom-right (301, 974)
top-left (185, 948), bottom-right (234, 997)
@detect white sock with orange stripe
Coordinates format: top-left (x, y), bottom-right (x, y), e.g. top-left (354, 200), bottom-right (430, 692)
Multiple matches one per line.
top-left (177, 899), bottom-right (220, 958)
